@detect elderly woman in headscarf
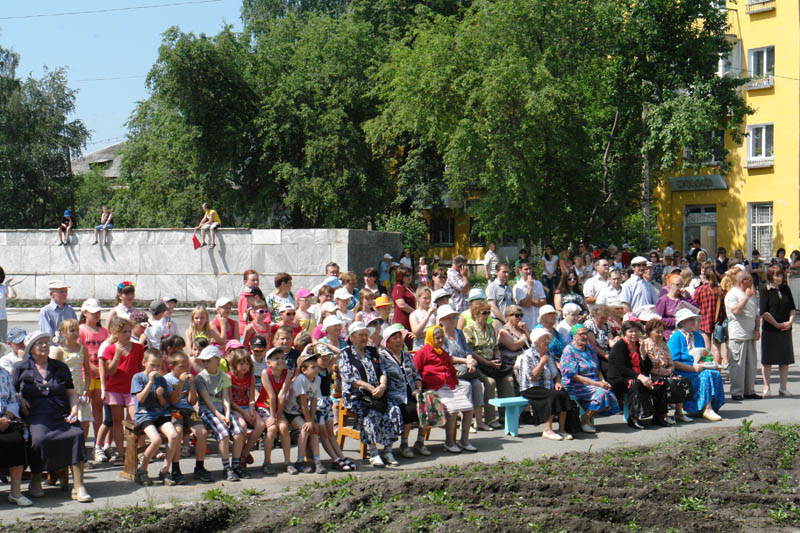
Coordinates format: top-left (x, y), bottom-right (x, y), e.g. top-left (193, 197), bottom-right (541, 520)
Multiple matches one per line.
top-left (561, 324), bottom-right (620, 433)
top-left (583, 304), bottom-right (617, 376)
top-left (414, 326), bottom-right (475, 454)
top-left (515, 329), bottom-right (573, 441)
top-left (338, 322), bottom-right (403, 468)
top-left (667, 309), bottom-right (725, 421)
top-left (378, 324), bottom-right (428, 459)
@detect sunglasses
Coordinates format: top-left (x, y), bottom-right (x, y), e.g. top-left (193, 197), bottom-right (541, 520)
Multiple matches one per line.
top-left (480, 311), bottom-right (491, 316)
top-left (568, 277), bottom-right (578, 281)
top-left (284, 312), bottom-right (296, 316)
top-left (252, 347), bottom-right (266, 352)
top-left (509, 313), bottom-right (523, 318)
top-left (254, 309), bottom-right (267, 314)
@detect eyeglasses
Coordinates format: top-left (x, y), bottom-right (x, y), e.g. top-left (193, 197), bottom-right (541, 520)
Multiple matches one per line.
top-left (479, 311), bottom-right (491, 316)
top-left (284, 312), bottom-right (296, 316)
top-left (254, 309), bottom-right (267, 314)
top-left (509, 313), bottom-right (523, 318)
top-left (567, 277), bottom-right (578, 281)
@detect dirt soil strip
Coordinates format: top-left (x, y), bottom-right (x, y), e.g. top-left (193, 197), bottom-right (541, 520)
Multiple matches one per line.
top-left (6, 423), bottom-right (800, 533)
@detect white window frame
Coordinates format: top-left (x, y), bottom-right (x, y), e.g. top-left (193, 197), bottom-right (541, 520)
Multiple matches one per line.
top-left (748, 46), bottom-right (775, 78)
top-left (746, 123), bottom-right (774, 166)
top-left (747, 203), bottom-right (773, 258)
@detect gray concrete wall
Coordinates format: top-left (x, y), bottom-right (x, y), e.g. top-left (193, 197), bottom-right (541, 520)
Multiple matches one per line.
top-left (0, 228), bottom-right (402, 301)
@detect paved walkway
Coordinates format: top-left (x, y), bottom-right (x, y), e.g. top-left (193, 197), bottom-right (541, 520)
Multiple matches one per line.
top-left (3, 308), bottom-right (800, 522)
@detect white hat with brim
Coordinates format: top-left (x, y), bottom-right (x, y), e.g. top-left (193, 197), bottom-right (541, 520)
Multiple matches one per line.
top-left (215, 297), bottom-right (233, 308)
top-left (80, 298), bottom-right (102, 314)
top-left (605, 297), bottom-right (625, 308)
top-left (436, 304), bottom-right (459, 322)
top-left (630, 256), bottom-right (648, 266)
top-left (382, 323), bottom-right (407, 346)
top-left (320, 301), bottom-right (338, 314)
top-left (278, 302), bottom-right (296, 313)
top-left (431, 289), bottom-right (451, 302)
top-left (334, 288), bottom-right (353, 301)
top-left (47, 280), bottom-right (69, 290)
top-left (538, 305), bottom-right (557, 321)
top-left (675, 308), bottom-right (701, 327)
top-left (529, 328), bottom-right (553, 345)
top-left (323, 315), bottom-right (345, 330)
top-left (383, 253), bottom-right (393, 260)
top-left (197, 345), bottom-right (223, 361)
top-left (23, 331), bottom-right (51, 358)
top-left (347, 321), bottom-right (369, 338)
top-left (467, 288), bottom-right (487, 302)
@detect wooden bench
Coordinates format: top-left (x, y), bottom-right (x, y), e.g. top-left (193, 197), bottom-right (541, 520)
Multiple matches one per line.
top-left (121, 419), bottom-right (148, 480)
top-left (488, 397), bottom-right (529, 437)
top-left (336, 400), bottom-right (431, 459)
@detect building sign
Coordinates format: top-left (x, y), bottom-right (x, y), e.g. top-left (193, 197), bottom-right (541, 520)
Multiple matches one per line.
top-left (668, 174), bottom-right (728, 192)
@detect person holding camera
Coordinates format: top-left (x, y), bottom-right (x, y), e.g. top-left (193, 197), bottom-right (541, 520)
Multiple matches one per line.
top-left (724, 266), bottom-right (761, 401)
top-left (445, 255), bottom-right (470, 313)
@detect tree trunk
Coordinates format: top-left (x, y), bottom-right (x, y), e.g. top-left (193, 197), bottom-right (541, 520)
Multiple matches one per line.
top-left (641, 150), bottom-right (651, 249)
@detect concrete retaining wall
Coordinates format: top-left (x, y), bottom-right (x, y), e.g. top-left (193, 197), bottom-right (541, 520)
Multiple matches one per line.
top-left (0, 228), bottom-right (402, 301)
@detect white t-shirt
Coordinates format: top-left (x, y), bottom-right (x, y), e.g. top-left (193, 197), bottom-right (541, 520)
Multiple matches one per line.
top-left (285, 373), bottom-right (321, 415)
top-left (725, 287), bottom-right (757, 341)
top-left (596, 286), bottom-right (622, 306)
top-left (513, 278), bottom-right (546, 329)
top-left (144, 319), bottom-right (167, 350)
top-left (0, 284), bottom-right (8, 320)
top-left (583, 274), bottom-right (609, 310)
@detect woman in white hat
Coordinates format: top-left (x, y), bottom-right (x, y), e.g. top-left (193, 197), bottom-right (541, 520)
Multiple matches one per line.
top-left (516, 328), bottom-right (574, 441)
top-left (338, 322), bottom-right (402, 468)
top-left (320, 315), bottom-right (346, 351)
top-left (534, 305), bottom-right (566, 361)
top-left (666, 308), bottom-right (725, 421)
top-left (457, 288), bottom-right (493, 330)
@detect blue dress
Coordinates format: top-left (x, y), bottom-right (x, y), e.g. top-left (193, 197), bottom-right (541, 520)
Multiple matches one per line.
top-left (667, 330), bottom-right (725, 414)
top-left (561, 344), bottom-right (620, 416)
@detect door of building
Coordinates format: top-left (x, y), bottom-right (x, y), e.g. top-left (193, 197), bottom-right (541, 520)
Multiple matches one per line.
top-left (684, 205), bottom-right (717, 255)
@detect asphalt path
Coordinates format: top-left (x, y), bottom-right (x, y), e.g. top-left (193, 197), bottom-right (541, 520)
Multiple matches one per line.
top-left (3, 308), bottom-right (800, 522)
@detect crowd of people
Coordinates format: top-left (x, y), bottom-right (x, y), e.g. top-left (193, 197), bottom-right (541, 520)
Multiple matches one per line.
top-left (0, 238), bottom-right (795, 507)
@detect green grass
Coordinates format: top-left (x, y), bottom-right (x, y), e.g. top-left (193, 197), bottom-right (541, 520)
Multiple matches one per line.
top-left (202, 487), bottom-right (236, 505)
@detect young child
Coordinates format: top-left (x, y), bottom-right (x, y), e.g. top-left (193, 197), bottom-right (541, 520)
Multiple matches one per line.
top-left (190, 337), bottom-right (209, 374)
top-left (184, 306), bottom-right (223, 349)
top-left (92, 205), bottom-right (114, 246)
top-left (165, 351), bottom-right (213, 482)
top-left (311, 285), bottom-right (335, 324)
top-left (417, 256), bottom-right (429, 287)
top-left (354, 289), bottom-right (377, 325)
top-left (271, 303), bottom-right (302, 341)
top-left (333, 288), bottom-right (355, 336)
top-left (105, 281), bottom-right (137, 330)
top-left (142, 300), bottom-right (168, 351)
top-left (130, 350), bottom-right (181, 486)
top-left (195, 345), bottom-right (246, 481)
top-left (250, 335), bottom-right (268, 394)
top-left (311, 344), bottom-right (354, 471)
top-left (256, 347), bottom-right (292, 475)
top-left (100, 317), bottom-right (145, 465)
top-left (53, 319), bottom-right (92, 439)
top-left (284, 351), bottom-right (322, 474)
top-left (242, 299), bottom-right (271, 351)
top-left (374, 296), bottom-right (392, 327)
top-left (160, 296), bottom-right (179, 338)
top-left (295, 288), bottom-right (315, 333)
top-left (211, 297), bottom-right (238, 343)
top-left (57, 209), bottom-right (74, 246)
top-left (78, 298), bottom-right (109, 461)
top-left (272, 326), bottom-right (300, 375)
top-left (227, 348), bottom-right (266, 477)
top-left (161, 335), bottom-right (186, 371)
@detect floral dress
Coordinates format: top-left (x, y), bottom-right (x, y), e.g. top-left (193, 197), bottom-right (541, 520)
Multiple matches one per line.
top-left (338, 345), bottom-right (402, 446)
top-left (561, 344), bottom-right (620, 416)
top-left (667, 330), bottom-right (725, 414)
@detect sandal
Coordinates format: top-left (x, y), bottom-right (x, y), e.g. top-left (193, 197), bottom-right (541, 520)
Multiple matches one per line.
top-left (332, 458), bottom-right (346, 471)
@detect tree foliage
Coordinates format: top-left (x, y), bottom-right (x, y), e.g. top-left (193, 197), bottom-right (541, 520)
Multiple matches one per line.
top-left (0, 46), bottom-right (88, 228)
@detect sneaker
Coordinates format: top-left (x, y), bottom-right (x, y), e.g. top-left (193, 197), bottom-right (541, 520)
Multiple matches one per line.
top-left (763, 387), bottom-right (772, 397)
top-left (8, 493), bottom-right (33, 507)
top-left (542, 431), bottom-right (563, 441)
top-left (134, 469), bottom-right (152, 486)
top-left (475, 422), bottom-right (494, 431)
top-left (194, 466), bottom-right (214, 483)
top-left (261, 464), bottom-right (276, 476)
top-left (158, 470), bottom-right (177, 486)
top-left (488, 419), bottom-right (503, 429)
top-left (399, 446), bottom-right (414, 459)
top-left (469, 424), bottom-right (477, 433)
top-left (580, 423), bottom-right (596, 434)
top-left (224, 467), bottom-right (240, 482)
top-left (779, 388), bottom-right (793, 398)
top-left (664, 417), bottom-right (676, 426)
top-left (235, 466), bottom-right (251, 479)
top-left (702, 409), bottom-right (722, 422)
top-left (315, 462), bottom-right (327, 474)
top-left (297, 461), bottom-right (314, 474)
top-left (443, 443), bottom-right (462, 454)
top-left (368, 453), bottom-right (385, 468)
top-left (457, 441), bottom-right (478, 452)
top-left (675, 413), bottom-right (693, 423)
top-left (71, 486), bottom-right (93, 503)
top-left (94, 447), bottom-right (108, 463)
top-left (412, 441), bottom-right (431, 456)
top-left (381, 451), bottom-right (400, 466)
top-left (286, 464), bottom-right (299, 475)
top-left (172, 471), bottom-right (185, 485)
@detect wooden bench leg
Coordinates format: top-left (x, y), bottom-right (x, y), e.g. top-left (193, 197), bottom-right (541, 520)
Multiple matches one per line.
top-left (121, 423), bottom-right (139, 480)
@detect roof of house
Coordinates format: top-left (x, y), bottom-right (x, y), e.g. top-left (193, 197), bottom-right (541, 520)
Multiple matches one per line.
top-left (71, 142), bottom-right (125, 178)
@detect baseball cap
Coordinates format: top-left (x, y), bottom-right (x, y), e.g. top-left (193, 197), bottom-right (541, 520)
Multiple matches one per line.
top-left (161, 296), bottom-right (178, 303)
top-left (266, 347), bottom-right (284, 360)
top-left (279, 302), bottom-right (296, 313)
top-left (81, 298), bottom-right (102, 314)
top-left (296, 288), bottom-right (313, 299)
top-left (630, 256), bottom-right (648, 266)
top-left (334, 288), bottom-right (353, 301)
top-left (383, 253), bottom-right (393, 260)
top-left (64, 209), bottom-right (71, 217)
top-left (225, 339), bottom-right (244, 352)
top-left (347, 321), bottom-right (369, 337)
top-left (197, 345), bottom-right (222, 360)
top-left (323, 276), bottom-right (342, 288)
top-left (215, 297), bottom-right (233, 308)
top-left (149, 299), bottom-right (168, 316)
top-left (7, 327), bottom-right (26, 344)
top-left (320, 301), bottom-right (337, 314)
top-left (251, 336), bottom-right (268, 350)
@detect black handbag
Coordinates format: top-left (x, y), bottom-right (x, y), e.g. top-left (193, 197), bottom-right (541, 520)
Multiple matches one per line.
top-left (361, 394), bottom-right (388, 413)
top-left (627, 388), bottom-right (655, 420)
top-left (665, 376), bottom-right (693, 404)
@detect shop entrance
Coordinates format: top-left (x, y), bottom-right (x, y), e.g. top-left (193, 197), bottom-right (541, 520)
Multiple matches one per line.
top-left (684, 205), bottom-right (717, 254)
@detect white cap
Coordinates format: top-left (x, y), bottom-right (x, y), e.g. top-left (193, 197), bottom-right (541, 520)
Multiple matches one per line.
top-left (322, 315), bottom-right (345, 330)
top-left (347, 321), bottom-right (369, 337)
top-left (320, 301), bottom-right (337, 314)
top-left (467, 288), bottom-right (487, 301)
top-left (606, 297), bottom-right (624, 308)
top-left (80, 298), bottom-right (102, 314)
top-left (538, 305), bottom-right (557, 321)
top-left (333, 288), bottom-right (353, 301)
top-left (436, 304), bottom-right (458, 322)
top-left (431, 288), bottom-right (451, 302)
top-left (197, 345), bottom-right (222, 360)
top-left (215, 296), bottom-right (233, 308)
top-left (383, 253), bottom-right (393, 260)
top-left (279, 302), bottom-right (296, 313)
top-left (48, 280), bottom-right (69, 290)
top-left (530, 328), bottom-right (553, 344)
top-left (161, 296), bottom-right (178, 303)
top-left (675, 308), bottom-right (701, 326)
top-left (630, 256), bottom-right (648, 266)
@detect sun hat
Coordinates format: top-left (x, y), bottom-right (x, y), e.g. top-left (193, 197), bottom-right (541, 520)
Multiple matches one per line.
top-left (251, 336), bottom-right (268, 350)
top-left (312, 343), bottom-right (335, 358)
top-left (431, 289), bottom-right (451, 302)
top-left (47, 280), bottom-right (69, 290)
top-left (436, 304), bottom-right (459, 322)
top-left (383, 253), bottom-right (393, 260)
top-left (374, 296), bottom-right (392, 308)
top-left (197, 345), bottom-right (222, 360)
top-left (320, 301), bottom-right (337, 314)
top-left (623, 312), bottom-right (639, 322)
top-left (334, 288), bottom-right (353, 301)
top-left (605, 297), bottom-right (624, 308)
top-left (529, 328), bottom-right (552, 344)
top-left (149, 299), bottom-right (168, 316)
top-left (467, 288), bottom-right (487, 302)
top-left (538, 305), bottom-right (557, 321)
top-left (225, 339), bottom-right (244, 352)
top-left (366, 314), bottom-right (384, 327)
top-left (322, 315), bottom-right (345, 330)
top-left (347, 321), bottom-right (369, 338)
top-left (23, 331), bottom-right (51, 357)
top-left (266, 347), bottom-right (285, 360)
top-left (81, 298), bottom-right (102, 314)
top-left (296, 288), bottom-right (313, 299)
top-left (297, 348), bottom-right (319, 367)
top-left (382, 323), bottom-right (407, 346)
top-left (323, 276), bottom-right (342, 288)
top-left (279, 302), bottom-right (296, 313)
top-left (630, 256), bottom-right (648, 266)
top-left (675, 308), bottom-right (701, 327)
top-left (7, 327), bottom-right (27, 344)
top-left (214, 296), bottom-right (232, 308)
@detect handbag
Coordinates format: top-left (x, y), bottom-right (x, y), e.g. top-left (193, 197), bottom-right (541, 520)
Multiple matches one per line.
top-left (627, 387), bottom-right (655, 420)
top-left (665, 375), bottom-right (693, 404)
top-left (712, 288), bottom-right (728, 343)
top-left (347, 346), bottom-right (388, 414)
top-left (455, 362), bottom-right (482, 381)
top-left (416, 390), bottom-right (446, 427)
top-left (361, 394), bottom-right (388, 414)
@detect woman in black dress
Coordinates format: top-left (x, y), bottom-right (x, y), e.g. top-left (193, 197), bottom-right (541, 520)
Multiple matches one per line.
top-left (759, 266), bottom-right (796, 397)
top-left (12, 331), bottom-right (92, 502)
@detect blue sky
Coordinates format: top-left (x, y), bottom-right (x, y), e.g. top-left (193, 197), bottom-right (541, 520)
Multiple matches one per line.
top-left (0, 0), bottom-right (243, 153)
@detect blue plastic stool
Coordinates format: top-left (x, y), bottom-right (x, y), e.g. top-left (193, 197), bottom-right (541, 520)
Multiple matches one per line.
top-left (488, 397), bottom-right (529, 436)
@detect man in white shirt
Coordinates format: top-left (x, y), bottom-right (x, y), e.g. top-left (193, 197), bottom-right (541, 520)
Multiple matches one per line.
top-left (724, 267), bottom-right (761, 400)
top-left (513, 259), bottom-right (546, 329)
top-left (596, 268), bottom-right (623, 306)
top-left (583, 258), bottom-right (610, 312)
top-left (486, 262), bottom-right (513, 324)
top-left (620, 256), bottom-right (657, 314)
top-left (484, 242), bottom-right (499, 281)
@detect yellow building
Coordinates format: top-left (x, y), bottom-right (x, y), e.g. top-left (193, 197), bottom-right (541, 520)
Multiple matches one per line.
top-left (655, 1), bottom-right (799, 258)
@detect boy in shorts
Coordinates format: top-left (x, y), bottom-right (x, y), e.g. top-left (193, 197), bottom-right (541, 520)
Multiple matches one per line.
top-left (165, 351), bottom-right (212, 482)
top-left (130, 350), bottom-right (182, 486)
top-left (284, 351), bottom-right (322, 474)
top-left (195, 345), bottom-right (246, 481)
top-left (256, 347), bottom-right (292, 475)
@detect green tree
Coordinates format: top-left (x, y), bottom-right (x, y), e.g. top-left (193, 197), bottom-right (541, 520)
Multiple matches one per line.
top-left (74, 167), bottom-right (115, 228)
top-left (0, 46), bottom-right (88, 228)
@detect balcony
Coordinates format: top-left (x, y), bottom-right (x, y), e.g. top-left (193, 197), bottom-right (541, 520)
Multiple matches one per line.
top-left (746, 0), bottom-right (776, 14)
top-left (743, 74), bottom-right (774, 91)
top-left (745, 158), bottom-right (774, 169)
